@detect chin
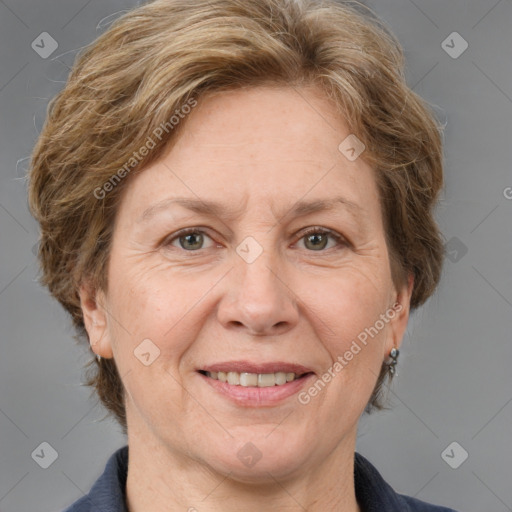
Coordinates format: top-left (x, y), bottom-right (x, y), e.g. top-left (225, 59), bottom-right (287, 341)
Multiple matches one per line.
top-left (199, 432), bottom-right (310, 483)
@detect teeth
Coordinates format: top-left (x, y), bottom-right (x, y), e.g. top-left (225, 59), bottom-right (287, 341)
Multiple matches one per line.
top-left (227, 372), bottom-right (240, 385)
top-left (240, 372), bottom-right (258, 386)
top-left (204, 370), bottom-right (301, 387)
top-left (258, 373), bottom-right (275, 387)
top-left (275, 372), bottom-right (287, 385)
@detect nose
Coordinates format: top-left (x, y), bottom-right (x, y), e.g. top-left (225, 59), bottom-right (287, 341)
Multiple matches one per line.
top-left (217, 251), bottom-right (299, 337)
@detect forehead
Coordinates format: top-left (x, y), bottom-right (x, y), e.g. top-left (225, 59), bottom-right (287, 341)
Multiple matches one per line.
top-left (117, 85), bottom-right (381, 225)
top-left (178, 85), bottom-right (346, 160)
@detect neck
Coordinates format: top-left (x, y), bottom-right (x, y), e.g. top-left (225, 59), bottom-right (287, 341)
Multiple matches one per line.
top-left (125, 426), bottom-right (361, 512)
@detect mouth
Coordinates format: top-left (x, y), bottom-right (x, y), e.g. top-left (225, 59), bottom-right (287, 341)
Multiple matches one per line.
top-left (197, 362), bottom-right (315, 406)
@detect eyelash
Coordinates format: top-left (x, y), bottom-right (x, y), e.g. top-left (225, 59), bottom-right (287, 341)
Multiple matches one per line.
top-left (162, 226), bottom-right (348, 253)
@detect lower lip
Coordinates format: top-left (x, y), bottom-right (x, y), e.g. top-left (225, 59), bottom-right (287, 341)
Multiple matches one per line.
top-left (198, 372), bottom-right (315, 407)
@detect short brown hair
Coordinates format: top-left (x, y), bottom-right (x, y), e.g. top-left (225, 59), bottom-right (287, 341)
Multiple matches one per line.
top-left (27, 0), bottom-right (444, 434)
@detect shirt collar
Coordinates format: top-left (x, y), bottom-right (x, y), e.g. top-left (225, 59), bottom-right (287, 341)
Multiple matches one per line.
top-left (354, 451), bottom-right (411, 511)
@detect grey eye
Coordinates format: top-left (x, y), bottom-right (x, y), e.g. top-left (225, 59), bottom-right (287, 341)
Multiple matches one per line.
top-left (303, 232), bottom-right (330, 251)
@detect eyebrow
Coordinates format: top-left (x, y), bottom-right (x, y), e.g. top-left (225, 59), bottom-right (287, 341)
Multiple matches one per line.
top-left (137, 195), bottom-right (363, 224)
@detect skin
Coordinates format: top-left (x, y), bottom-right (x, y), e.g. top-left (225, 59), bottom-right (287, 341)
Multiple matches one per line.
top-left (80, 84), bottom-right (413, 512)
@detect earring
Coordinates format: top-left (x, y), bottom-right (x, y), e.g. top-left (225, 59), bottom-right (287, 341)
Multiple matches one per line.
top-left (387, 347), bottom-right (399, 375)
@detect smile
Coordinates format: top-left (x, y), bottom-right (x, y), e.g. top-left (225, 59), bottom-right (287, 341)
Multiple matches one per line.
top-left (197, 362), bottom-right (315, 406)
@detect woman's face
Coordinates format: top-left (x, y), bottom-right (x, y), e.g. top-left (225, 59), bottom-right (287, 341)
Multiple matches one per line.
top-left (82, 85), bottom-right (412, 481)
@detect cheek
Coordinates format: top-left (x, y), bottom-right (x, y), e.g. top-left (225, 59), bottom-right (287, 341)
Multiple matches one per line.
top-left (105, 258), bottom-right (226, 373)
top-left (109, 285), bottom-right (189, 356)
top-left (312, 263), bottom-right (392, 384)
top-left (322, 262), bottom-right (391, 332)
top-left (104, 268), bottom-right (201, 430)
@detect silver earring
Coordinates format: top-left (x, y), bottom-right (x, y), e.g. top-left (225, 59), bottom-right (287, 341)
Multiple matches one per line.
top-left (96, 354), bottom-right (102, 362)
top-left (387, 347), bottom-right (399, 375)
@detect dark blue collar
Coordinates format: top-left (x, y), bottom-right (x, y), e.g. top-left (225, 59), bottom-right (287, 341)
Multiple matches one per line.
top-left (64, 445), bottom-right (457, 511)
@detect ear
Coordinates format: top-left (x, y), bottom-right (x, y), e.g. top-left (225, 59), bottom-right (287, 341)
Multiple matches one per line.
top-left (385, 273), bottom-right (414, 357)
top-left (78, 280), bottom-right (114, 359)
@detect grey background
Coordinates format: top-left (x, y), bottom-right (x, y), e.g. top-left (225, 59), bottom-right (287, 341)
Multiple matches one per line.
top-left (0, 0), bottom-right (511, 510)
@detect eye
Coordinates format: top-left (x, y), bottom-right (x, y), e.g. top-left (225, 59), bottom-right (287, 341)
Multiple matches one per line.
top-left (164, 228), bottom-right (215, 251)
top-left (296, 226), bottom-right (347, 252)
top-left (163, 226), bottom-right (348, 253)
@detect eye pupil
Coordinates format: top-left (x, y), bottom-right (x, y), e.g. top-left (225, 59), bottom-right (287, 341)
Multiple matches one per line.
top-left (180, 232), bottom-right (203, 250)
top-left (305, 232), bottom-right (328, 250)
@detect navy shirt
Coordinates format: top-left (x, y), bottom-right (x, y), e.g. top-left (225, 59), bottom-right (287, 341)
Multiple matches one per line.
top-left (64, 446), bottom-right (458, 511)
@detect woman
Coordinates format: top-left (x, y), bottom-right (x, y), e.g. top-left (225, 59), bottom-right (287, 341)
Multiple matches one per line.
top-left (28, 0), bottom-right (457, 510)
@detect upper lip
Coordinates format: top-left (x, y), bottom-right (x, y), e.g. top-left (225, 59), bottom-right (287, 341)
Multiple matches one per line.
top-left (199, 361), bottom-right (314, 375)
